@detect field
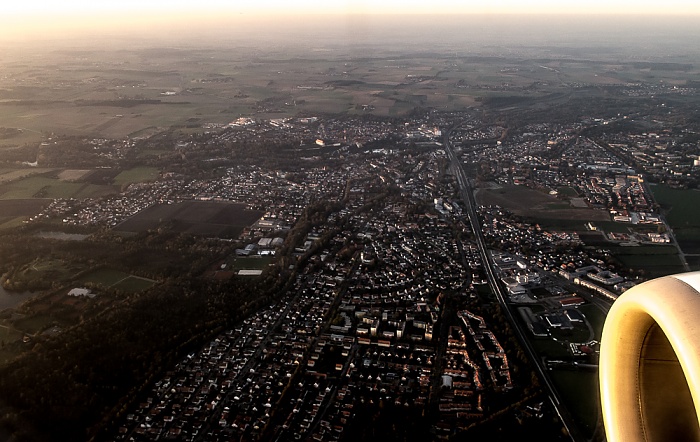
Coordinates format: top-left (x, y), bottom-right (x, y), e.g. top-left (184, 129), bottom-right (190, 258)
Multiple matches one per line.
top-left (531, 218), bottom-right (589, 231)
top-left (57, 169), bottom-right (92, 181)
top-left (475, 184), bottom-right (611, 222)
top-left (229, 256), bottom-right (274, 271)
top-left (578, 304), bottom-right (607, 341)
top-left (0, 217), bottom-right (26, 230)
top-left (651, 184), bottom-right (700, 254)
top-left (1, 44), bottom-right (698, 142)
top-left (82, 169), bottom-right (121, 185)
top-left (651, 185), bottom-right (700, 227)
top-left (115, 201), bottom-right (264, 237)
top-left (78, 268), bottom-right (157, 293)
top-left (0, 173), bottom-right (117, 228)
top-left (113, 167), bottom-right (161, 186)
top-left (10, 314), bottom-right (60, 335)
top-left (0, 168), bottom-right (56, 184)
top-left (609, 245), bottom-right (686, 277)
top-left (0, 175), bottom-right (116, 200)
top-left (531, 336), bottom-right (570, 359)
top-left (590, 221), bottom-right (635, 234)
top-left (112, 276), bottom-right (157, 293)
top-left (0, 199), bottom-right (50, 216)
top-left (550, 370), bottom-right (600, 439)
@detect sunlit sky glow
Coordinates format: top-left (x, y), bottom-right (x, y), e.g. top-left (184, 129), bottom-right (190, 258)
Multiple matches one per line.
top-left (2, 0), bottom-right (700, 16)
top-left (1, 0), bottom-right (699, 42)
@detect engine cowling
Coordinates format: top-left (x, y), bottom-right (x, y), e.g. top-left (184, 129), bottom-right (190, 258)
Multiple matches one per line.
top-left (600, 272), bottom-right (700, 442)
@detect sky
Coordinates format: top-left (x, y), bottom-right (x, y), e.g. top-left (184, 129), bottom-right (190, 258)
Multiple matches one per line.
top-left (2, 0), bottom-right (700, 16)
top-left (1, 0), bottom-right (699, 43)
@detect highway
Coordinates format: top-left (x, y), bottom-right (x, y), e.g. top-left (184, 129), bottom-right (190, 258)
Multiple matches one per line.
top-left (443, 126), bottom-right (582, 442)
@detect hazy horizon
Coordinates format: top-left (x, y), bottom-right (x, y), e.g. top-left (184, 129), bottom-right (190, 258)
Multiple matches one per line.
top-left (4, 0), bottom-right (700, 15)
top-left (1, 13), bottom-right (699, 61)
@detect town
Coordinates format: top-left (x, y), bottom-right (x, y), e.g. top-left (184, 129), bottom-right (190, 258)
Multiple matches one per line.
top-left (2, 101), bottom-right (682, 440)
top-left (1, 59), bottom-right (700, 442)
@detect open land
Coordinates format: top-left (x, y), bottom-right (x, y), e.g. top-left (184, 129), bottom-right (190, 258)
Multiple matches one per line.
top-left (79, 268), bottom-right (157, 293)
top-left (0, 199), bottom-right (50, 216)
top-left (228, 256), bottom-right (274, 271)
top-left (0, 168), bottom-right (57, 184)
top-left (0, 174), bottom-right (116, 200)
top-left (610, 245), bottom-right (686, 277)
top-left (113, 166), bottom-right (161, 186)
top-left (115, 200), bottom-right (264, 237)
top-left (0, 45), bottom-right (698, 145)
top-left (476, 184), bottom-right (611, 221)
top-left (651, 184), bottom-right (700, 255)
top-left (57, 169), bottom-right (93, 182)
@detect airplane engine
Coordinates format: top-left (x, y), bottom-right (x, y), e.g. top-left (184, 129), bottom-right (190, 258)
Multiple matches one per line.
top-left (600, 272), bottom-right (700, 442)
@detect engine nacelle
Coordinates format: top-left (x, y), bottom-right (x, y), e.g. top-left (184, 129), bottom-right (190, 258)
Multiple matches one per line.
top-left (600, 272), bottom-right (700, 442)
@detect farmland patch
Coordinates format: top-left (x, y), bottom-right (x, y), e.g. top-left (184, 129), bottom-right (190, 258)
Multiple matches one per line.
top-left (0, 199), bottom-right (50, 216)
top-left (114, 201), bottom-right (264, 238)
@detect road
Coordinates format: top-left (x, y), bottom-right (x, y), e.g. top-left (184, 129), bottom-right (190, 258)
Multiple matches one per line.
top-left (443, 125), bottom-right (582, 442)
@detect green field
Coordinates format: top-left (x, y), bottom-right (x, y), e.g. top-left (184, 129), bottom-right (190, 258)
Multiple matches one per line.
top-left (0, 217), bottom-right (26, 230)
top-left (0, 129), bottom-right (44, 149)
top-left (651, 185), bottom-right (700, 254)
top-left (531, 337), bottom-right (570, 359)
top-left (549, 323), bottom-right (592, 343)
top-left (557, 186), bottom-right (579, 197)
top-left (78, 268), bottom-right (131, 286)
top-left (544, 203), bottom-right (572, 210)
top-left (530, 218), bottom-right (588, 231)
top-left (113, 167), bottom-right (161, 186)
top-left (228, 256), bottom-right (275, 271)
top-left (477, 185), bottom-right (612, 224)
top-left (11, 314), bottom-right (58, 335)
top-left (594, 221), bottom-right (634, 234)
top-left (115, 201), bottom-right (263, 238)
top-left (651, 185), bottom-right (700, 228)
top-left (550, 369), bottom-right (600, 439)
top-left (0, 168), bottom-right (56, 184)
top-left (111, 277), bottom-right (157, 293)
top-left (578, 304), bottom-right (607, 341)
top-left (609, 245), bottom-right (686, 277)
top-left (0, 175), bottom-right (115, 200)
top-left (79, 268), bottom-right (156, 293)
